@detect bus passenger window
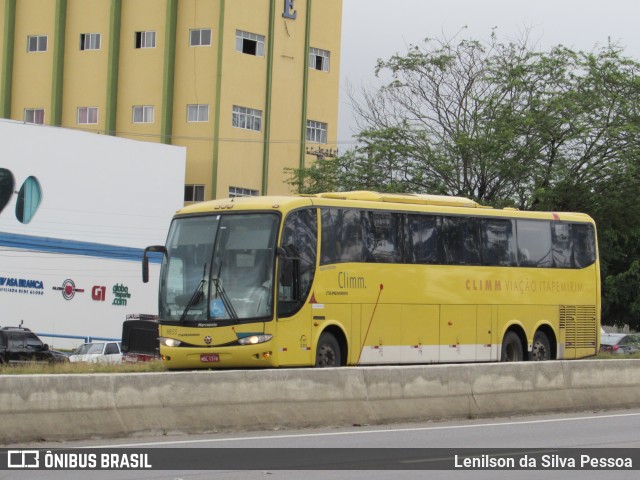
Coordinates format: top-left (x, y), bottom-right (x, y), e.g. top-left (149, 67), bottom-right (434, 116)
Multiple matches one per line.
top-left (406, 215), bottom-right (439, 264)
top-left (441, 216), bottom-right (480, 265)
top-left (480, 219), bottom-right (516, 266)
top-left (516, 220), bottom-right (553, 268)
top-left (363, 211), bottom-right (401, 263)
top-left (320, 208), bottom-right (363, 264)
top-left (573, 223), bottom-right (596, 268)
top-left (320, 208), bottom-right (338, 264)
top-left (551, 223), bottom-right (573, 268)
top-left (339, 209), bottom-right (364, 263)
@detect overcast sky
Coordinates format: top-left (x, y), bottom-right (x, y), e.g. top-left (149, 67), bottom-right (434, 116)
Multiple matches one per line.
top-left (338, 0), bottom-right (640, 147)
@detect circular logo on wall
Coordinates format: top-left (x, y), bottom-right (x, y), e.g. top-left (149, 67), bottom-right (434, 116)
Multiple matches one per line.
top-left (52, 279), bottom-right (85, 300)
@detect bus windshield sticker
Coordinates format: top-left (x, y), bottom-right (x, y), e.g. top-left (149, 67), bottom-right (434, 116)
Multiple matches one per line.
top-left (210, 299), bottom-right (226, 318)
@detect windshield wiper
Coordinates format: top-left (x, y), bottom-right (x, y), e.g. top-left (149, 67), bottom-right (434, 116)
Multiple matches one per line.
top-left (212, 260), bottom-right (238, 320)
top-left (180, 264), bottom-right (207, 322)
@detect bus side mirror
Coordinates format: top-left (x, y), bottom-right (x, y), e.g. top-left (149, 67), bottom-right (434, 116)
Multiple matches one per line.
top-left (142, 245), bottom-right (168, 283)
top-left (280, 257), bottom-right (294, 287)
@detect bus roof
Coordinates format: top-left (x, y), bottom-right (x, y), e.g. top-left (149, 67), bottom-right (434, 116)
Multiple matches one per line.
top-left (176, 191), bottom-right (594, 223)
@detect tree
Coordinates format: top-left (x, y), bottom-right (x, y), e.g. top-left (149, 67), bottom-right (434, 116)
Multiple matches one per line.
top-left (286, 127), bottom-right (416, 194)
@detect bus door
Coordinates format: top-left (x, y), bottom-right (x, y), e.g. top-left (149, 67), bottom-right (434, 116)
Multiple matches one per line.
top-left (275, 208), bottom-right (318, 366)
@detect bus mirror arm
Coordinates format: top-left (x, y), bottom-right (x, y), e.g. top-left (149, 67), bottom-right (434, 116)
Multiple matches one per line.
top-left (142, 245), bottom-right (168, 283)
top-left (277, 245), bottom-right (300, 260)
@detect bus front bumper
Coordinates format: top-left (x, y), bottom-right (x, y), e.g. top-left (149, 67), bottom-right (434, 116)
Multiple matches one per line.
top-left (160, 342), bottom-right (277, 369)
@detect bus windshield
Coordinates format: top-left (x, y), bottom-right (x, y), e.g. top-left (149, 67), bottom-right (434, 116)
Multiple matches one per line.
top-left (159, 213), bottom-right (279, 324)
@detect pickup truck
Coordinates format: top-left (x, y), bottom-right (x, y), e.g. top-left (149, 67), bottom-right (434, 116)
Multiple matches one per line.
top-left (0, 326), bottom-right (69, 364)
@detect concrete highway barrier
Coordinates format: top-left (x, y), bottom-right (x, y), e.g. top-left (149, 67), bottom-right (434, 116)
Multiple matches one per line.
top-left (1, 359), bottom-right (640, 444)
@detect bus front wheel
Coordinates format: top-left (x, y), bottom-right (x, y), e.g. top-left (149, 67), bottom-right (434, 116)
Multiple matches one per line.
top-left (315, 332), bottom-right (341, 367)
top-left (531, 331), bottom-right (551, 361)
top-left (501, 331), bottom-right (524, 362)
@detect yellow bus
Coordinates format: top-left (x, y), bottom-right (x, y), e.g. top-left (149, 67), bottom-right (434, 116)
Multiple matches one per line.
top-left (142, 191), bottom-right (600, 369)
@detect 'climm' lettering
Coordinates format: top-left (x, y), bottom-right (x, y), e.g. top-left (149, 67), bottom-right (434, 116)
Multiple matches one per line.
top-left (466, 279), bottom-right (502, 291)
top-left (338, 272), bottom-right (366, 289)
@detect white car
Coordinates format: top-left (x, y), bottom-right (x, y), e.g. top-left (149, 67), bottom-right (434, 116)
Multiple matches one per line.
top-left (69, 341), bottom-right (123, 364)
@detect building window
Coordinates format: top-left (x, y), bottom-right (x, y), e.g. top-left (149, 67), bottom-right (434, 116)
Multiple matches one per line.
top-left (187, 104), bottom-right (209, 122)
top-left (24, 108), bottom-right (45, 125)
top-left (27, 35), bottom-right (47, 52)
top-left (185, 185), bottom-right (205, 202)
top-left (306, 120), bottom-right (327, 144)
top-left (189, 28), bottom-right (212, 47)
top-left (309, 47), bottom-right (330, 72)
top-left (77, 107), bottom-right (99, 125)
top-left (132, 105), bottom-right (154, 123)
top-left (232, 105), bottom-right (262, 132)
top-left (229, 186), bottom-right (259, 198)
top-left (235, 30), bottom-right (265, 56)
top-left (80, 33), bottom-right (101, 51)
top-left (135, 31), bottom-right (156, 49)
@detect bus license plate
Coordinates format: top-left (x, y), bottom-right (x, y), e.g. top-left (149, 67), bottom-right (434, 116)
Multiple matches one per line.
top-left (200, 354), bottom-right (219, 363)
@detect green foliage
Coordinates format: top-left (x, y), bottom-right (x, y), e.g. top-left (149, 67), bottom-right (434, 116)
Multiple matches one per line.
top-left (287, 126), bottom-right (417, 194)
top-left (287, 32), bottom-right (640, 329)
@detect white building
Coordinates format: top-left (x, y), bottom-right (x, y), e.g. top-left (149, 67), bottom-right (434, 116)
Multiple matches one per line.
top-left (0, 120), bottom-right (185, 348)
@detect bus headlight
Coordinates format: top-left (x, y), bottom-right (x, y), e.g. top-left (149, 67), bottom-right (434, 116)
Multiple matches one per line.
top-left (238, 334), bottom-right (272, 345)
top-left (160, 337), bottom-right (182, 348)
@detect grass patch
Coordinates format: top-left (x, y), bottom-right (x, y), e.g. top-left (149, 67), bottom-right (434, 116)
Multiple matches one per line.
top-left (2, 354), bottom-right (639, 374)
top-left (0, 361), bottom-right (167, 375)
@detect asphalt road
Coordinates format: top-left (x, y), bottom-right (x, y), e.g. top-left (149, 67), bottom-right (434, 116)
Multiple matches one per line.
top-left (3, 408), bottom-right (640, 480)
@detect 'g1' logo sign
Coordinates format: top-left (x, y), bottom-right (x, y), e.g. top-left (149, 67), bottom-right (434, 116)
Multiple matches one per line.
top-left (92, 285), bottom-right (106, 301)
top-left (283, 0), bottom-right (296, 19)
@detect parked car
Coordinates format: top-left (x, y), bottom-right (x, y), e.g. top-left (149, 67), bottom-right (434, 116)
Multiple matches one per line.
top-left (0, 325), bottom-right (69, 364)
top-left (600, 333), bottom-right (640, 354)
top-left (69, 341), bottom-right (123, 364)
top-left (121, 314), bottom-right (159, 362)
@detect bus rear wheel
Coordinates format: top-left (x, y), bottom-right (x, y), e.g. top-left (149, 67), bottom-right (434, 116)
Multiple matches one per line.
top-left (531, 331), bottom-right (551, 361)
top-left (315, 332), bottom-right (341, 367)
top-left (501, 331), bottom-right (524, 362)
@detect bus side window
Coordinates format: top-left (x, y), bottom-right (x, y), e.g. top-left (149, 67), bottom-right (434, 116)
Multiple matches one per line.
top-left (338, 209), bottom-right (364, 263)
top-left (320, 208), bottom-right (363, 264)
top-left (573, 223), bottom-right (596, 268)
top-left (363, 211), bottom-right (402, 263)
top-left (320, 208), bottom-right (339, 264)
top-left (405, 214), bottom-right (439, 264)
top-left (551, 223), bottom-right (573, 268)
top-left (441, 216), bottom-right (480, 265)
top-left (480, 218), bottom-right (516, 266)
top-left (517, 220), bottom-right (553, 268)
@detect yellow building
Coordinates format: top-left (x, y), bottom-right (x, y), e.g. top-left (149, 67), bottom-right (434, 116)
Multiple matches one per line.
top-left (0, 0), bottom-right (342, 201)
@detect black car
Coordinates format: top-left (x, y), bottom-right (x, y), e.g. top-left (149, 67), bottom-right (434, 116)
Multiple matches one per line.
top-left (0, 326), bottom-right (69, 364)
